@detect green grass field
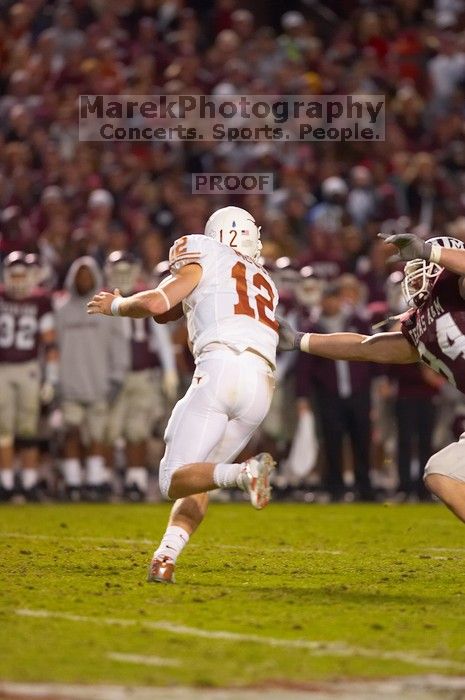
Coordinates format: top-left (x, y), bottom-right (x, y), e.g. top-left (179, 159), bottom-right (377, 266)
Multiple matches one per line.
top-left (1, 502), bottom-right (465, 691)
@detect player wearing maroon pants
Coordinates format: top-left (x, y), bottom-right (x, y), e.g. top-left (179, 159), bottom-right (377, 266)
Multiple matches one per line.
top-left (279, 233), bottom-right (465, 526)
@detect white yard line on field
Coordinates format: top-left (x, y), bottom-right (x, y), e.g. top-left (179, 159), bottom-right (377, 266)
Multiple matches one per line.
top-left (423, 547), bottom-right (465, 553)
top-left (14, 608), bottom-right (465, 672)
top-left (0, 531), bottom-right (153, 546)
top-left (2, 679), bottom-right (465, 700)
top-left (4, 677), bottom-right (465, 700)
top-left (107, 652), bottom-right (180, 667)
top-left (0, 531), bottom-right (341, 555)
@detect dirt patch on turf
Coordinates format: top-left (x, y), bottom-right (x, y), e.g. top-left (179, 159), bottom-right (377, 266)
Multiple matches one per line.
top-left (2, 676), bottom-right (465, 700)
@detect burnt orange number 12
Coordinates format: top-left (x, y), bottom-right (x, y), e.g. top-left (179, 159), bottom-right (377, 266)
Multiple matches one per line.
top-left (232, 261), bottom-right (254, 318)
top-left (231, 261), bottom-right (278, 331)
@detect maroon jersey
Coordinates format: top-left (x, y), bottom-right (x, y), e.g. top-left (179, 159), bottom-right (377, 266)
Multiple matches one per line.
top-left (0, 287), bottom-right (54, 363)
top-left (401, 270), bottom-right (465, 393)
top-left (387, 363), bottom-right (438, 399)
top-left (127, 317), bottom-right (159, 371)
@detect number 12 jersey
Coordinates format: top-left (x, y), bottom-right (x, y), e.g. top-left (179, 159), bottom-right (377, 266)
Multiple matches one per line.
top-left (169, 234), bottom-right (279, 368)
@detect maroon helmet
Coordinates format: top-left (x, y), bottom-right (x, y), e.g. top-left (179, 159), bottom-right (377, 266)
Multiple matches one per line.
top-left (2, 251), bottom-right (37, 298)
top-left (267, 256), bottom-right (300, 296)
top-left (105, 250), bottom-right (141, 295)
top-left (295, 265), bottom-right (323, 308)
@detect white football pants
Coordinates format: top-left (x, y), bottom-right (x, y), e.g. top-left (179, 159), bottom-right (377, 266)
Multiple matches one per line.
top-left (424, 431), bottom-right (465, 483)
top-left (159, 348), bottom-right (275, 498)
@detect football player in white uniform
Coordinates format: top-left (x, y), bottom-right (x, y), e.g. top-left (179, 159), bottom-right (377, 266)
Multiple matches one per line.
top-left (88, 206), bottom-right (279, 582)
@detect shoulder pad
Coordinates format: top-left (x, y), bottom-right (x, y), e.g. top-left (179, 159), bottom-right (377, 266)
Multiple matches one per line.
top-left (169, 234), bottom-right (213, 272)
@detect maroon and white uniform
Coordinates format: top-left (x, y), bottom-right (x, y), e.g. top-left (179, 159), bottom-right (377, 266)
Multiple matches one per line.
top-left (0, 287), bottom-right (54, 363)
top-left (107, 312), bottom-right (177, 444)
top-left (401, 270), bottom-right (465, 393)
top-left (127, 317), bottom-right (159, 372)
top-left (401, 269), bottom-right (465, 484)
top-left (0, 287), bottom-right (54, 440)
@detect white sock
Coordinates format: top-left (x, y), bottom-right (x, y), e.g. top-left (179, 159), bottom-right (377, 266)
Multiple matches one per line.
top-left (213, 462), bottom-right (242, 489)
top-left (62, 458), bottom-right (82, 487)
top-left (22, 468), bottom-right (38, 490)
top-left (0, 469), bottom-right (14, 491)
top-left (154, 525), bottom-right (190, 563)
top-left (125, 467), bottom-right (148, 492)
top-left (85, 455), bottom-right (107, 486)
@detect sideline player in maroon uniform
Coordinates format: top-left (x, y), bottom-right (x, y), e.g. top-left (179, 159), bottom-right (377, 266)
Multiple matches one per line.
top-left (0, 252), bottom-right (58, 500)
top-left (278, 233), bottom-right (465, 525)
top-left (105, 251), bottom-right (178, 500)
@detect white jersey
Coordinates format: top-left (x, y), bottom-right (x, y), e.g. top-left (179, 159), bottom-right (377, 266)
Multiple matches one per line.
top-left (169, 234), bottom-right (278, 368)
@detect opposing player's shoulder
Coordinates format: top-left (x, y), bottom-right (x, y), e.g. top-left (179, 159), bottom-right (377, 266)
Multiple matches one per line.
top-left (399, 308), bottom-right (417, 339)
top-left (169, 233), bottom-right (217, 271)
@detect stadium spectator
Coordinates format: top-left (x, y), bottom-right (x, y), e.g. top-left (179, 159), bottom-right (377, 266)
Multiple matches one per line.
top-left (296, 282), bottom-right (375, 501)
top-left (386, 361), bottom-right (440, 500)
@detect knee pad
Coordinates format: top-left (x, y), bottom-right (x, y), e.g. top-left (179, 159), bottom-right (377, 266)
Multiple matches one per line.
top-left (158, 466), bottom-right (172, 500)
top-left (158, 455), bottom-right (182, 500)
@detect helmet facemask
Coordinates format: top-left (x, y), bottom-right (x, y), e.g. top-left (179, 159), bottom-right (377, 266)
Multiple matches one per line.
top-left (3, 252), bottom-right (36, 299)
top-left (295, 269), bottom-right (322, 307)
top-left (105, 251), bottom-right (141, 296)
top-left (106, 261), bottom-right (141, 296)
top-left (402, 236), bottom-right (464, 307)
top-left (4, 267), bottom-right (35, 299)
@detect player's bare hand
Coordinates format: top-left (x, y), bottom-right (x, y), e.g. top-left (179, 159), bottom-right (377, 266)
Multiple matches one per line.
top-left (87, 288), bottom-right (120, 315)
top-left (378, 232), bottom-right (431, 263)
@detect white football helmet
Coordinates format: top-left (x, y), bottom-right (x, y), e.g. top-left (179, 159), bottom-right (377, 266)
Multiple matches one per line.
top-left (204, 206), bottom-right (262, 261)
top-left (402, 236), bottom-right (464, 307)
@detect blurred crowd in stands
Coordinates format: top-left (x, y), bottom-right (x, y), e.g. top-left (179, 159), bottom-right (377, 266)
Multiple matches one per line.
top-left (1, 0), bottom-right (465, 502)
